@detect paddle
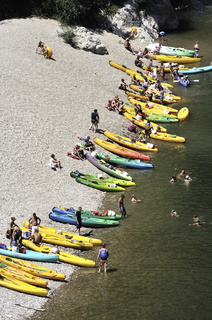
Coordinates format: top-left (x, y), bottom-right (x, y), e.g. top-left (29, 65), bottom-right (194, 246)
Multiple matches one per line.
top-left (15, 303), bottom-right (46, 312)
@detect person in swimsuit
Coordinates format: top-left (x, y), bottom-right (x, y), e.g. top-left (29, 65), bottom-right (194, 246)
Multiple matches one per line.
top-left (6, 217), bottom-right (19, 240)
top-left (74, 207), bottom-right (82, 235)
top-left (28, 213), bottom-right (41, 234)
top-left (118, 195), bottom-right (126, 217)
top-left (131, 195), bottom-right (142, 203)
top-left (97, 243), bottom-right (109, 273)
top-left (27, 227), bottom-right (42, 244)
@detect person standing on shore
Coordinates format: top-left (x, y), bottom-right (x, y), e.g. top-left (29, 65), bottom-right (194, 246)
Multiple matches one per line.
top-left (6, 217), bottom-right (19, 240)
top-left (89, 109), bottom-right (99, 132)
top-left (118, 195), bottom-right (126, 217)
top-left (97, 243), bottom-right (109, 273)
top-left (74, 207), bottom-right (82, 235)
top-left (28, 213), bottom-right (41, 234)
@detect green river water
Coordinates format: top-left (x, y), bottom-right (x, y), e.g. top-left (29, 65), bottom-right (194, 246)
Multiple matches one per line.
top-left (34, 6), bottom-right (212, 320)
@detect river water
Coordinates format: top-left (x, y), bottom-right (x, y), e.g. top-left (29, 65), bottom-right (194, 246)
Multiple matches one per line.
top-left (34, 6), bottom-right (212, 320)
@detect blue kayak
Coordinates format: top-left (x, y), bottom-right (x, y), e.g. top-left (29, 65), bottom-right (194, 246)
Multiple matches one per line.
top-left (49, 211), bottom-right (120, 228)
top-left (0, 244), bottom-right (59, 262)
top-left (177, 76), bottom-right (190, 87)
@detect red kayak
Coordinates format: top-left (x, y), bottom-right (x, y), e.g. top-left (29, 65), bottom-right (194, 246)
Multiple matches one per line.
top-left (93, 138), bottom-right (151, 161)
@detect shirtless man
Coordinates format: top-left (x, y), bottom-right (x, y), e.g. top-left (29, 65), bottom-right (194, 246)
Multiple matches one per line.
top-left (28, 227), bottom-right (42, 244)
top-left (118, 195), bottom-right (126, 217)
top-left (28, 213), bottom-right (41, 234)
top-left (6, 217), bottom-right (18, 240)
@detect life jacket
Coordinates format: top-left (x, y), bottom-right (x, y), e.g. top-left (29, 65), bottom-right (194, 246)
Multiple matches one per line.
top-left (100, 248), bottom-right (108, 259)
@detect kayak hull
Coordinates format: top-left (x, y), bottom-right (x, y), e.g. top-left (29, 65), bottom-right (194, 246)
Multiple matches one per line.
top-left (0, 254), bottom-right (65, 280)
top-left (103, 131), bottom-right (158, 152)
top-left (96, 152), bottom-right (154, 169)
top-left (93, 139), bottom-right (151, 160)
top-left (49, 211), bottom-right (120, 228)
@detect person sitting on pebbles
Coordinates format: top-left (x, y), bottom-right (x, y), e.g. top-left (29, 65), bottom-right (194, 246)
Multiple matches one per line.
top-left (49, 154), bottom-right (62, 170)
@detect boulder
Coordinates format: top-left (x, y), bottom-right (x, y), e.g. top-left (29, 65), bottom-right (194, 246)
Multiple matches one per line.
top-left (73, 27), bottom-right (108, 55)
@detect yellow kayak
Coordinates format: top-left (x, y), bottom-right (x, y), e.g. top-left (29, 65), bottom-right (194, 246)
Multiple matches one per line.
top-left (141, 65), bottom-right (189, 73)
top-left (178, 107), bottom-right (189, 121)
top-left (22, 221), bottom-right (102, 246)
top-left (130, 84), bottom-right (182, 101)
top-left (103, 131), bottom-right (158, 152)
top-left (123, 109), bottom-right (167, 132)
top-left (0, 254), bottom-right (65, 280)
top-left (21, 225), bottom-right (93, 250)
top-left (141, 130), bottom-right (186, 143)
top-left (125, 90), bottom-right (177, 104)
top-left (0, 273), bottom-right (48, 296)
top-left (0, 262), bottom-right (48, 287)
top-left (126, 69), bottom-right (173, 88)
top-left (22, 240), bottom-right (96, 268)
top-left (149, 55), bottom-right (201, 64)
top-left (109, 60), bottom-right (127, 72)
top-left (128, 97), bottom-right (178, 118)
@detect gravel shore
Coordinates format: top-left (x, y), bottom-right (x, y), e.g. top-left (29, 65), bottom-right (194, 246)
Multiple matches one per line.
top-left (0, 18), bottom-right (147, 320)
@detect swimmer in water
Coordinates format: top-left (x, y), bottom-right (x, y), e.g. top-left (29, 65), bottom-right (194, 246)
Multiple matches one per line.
top-left (131, 195), bottom-right (142, 203)
top-left (170, 210), bottom-right (179, 218)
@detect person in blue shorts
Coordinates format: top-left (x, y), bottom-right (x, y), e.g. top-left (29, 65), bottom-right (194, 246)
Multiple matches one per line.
top-left (97, 243), bottom-right (109, 273)
top-left (118, 195), bottom-right (126, 217)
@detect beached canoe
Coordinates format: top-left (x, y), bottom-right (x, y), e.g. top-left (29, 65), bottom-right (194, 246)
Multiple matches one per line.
top-left (49, 211), bottom-right (120, 228)
top-left (21, 226), bottom-right (93, 250)
top-left (125, 68), bottom-right (173, 88)
top-left (86, 152), bottom-right (134, 179)
top-left (103, 131), bottom-right (158, 152)
top-left (127, 96), bottom-right (178, 116)
top-left (0, 262), bottom-right (48, 287)
top-left (22, 240), bottom-right (96, 267)
top-left (141, 65), bottom-right (189, 73)
top-left (0, 273), bottom-right (48, 296)
top-left (70, 170), bottom-right (136, 187)
top-left (109, 60), bottom-right (127, 72)
top-left (25, 223), bottom-right (102, 246)
top-left (141, 130), bottom-right (186, 143)
top-left (125, 90), bottom-right (178, 104)
top-left (75, 176), bottom-right (126, 192)
top-left (146, 43), bottom-right (195, 57)
top-left (124, 107), bottom-right (178, 124)
top-left (95, 152), bottom-right (154, 169)
top-left (0, 254), bottom-right (66, 280)
top-left (0, 244), bottom-right (59, 262)
top-left (123, 109), bottom-right (167, 132)
top-left (177, 107), bottom-right (189, 121)
top-left (179, 65), bottom-right (212, 74)
top-left (129, 84), bottom-right (182, 101)
top-left (92, 140), bottom-right (151, 161)
top-left (149, 54), bottom-right (201, 64)
top-left (52, 206), bottom-right (122, 220)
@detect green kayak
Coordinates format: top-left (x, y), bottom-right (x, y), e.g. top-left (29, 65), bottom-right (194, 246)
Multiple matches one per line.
top-left (95, 153), bottom-right (154, 169)
top-left (145, 112), bottom-right (179, 123)
top-left (75, 176), bottom-right (126, 192)
top-left (70, 171), bottom-right (136, 187)
top-left (53, 206), bottom-right (123, 220)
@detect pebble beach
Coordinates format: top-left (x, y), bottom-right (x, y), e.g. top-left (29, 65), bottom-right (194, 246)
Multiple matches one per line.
top-left (0, 17), bottom-right (148, 320)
